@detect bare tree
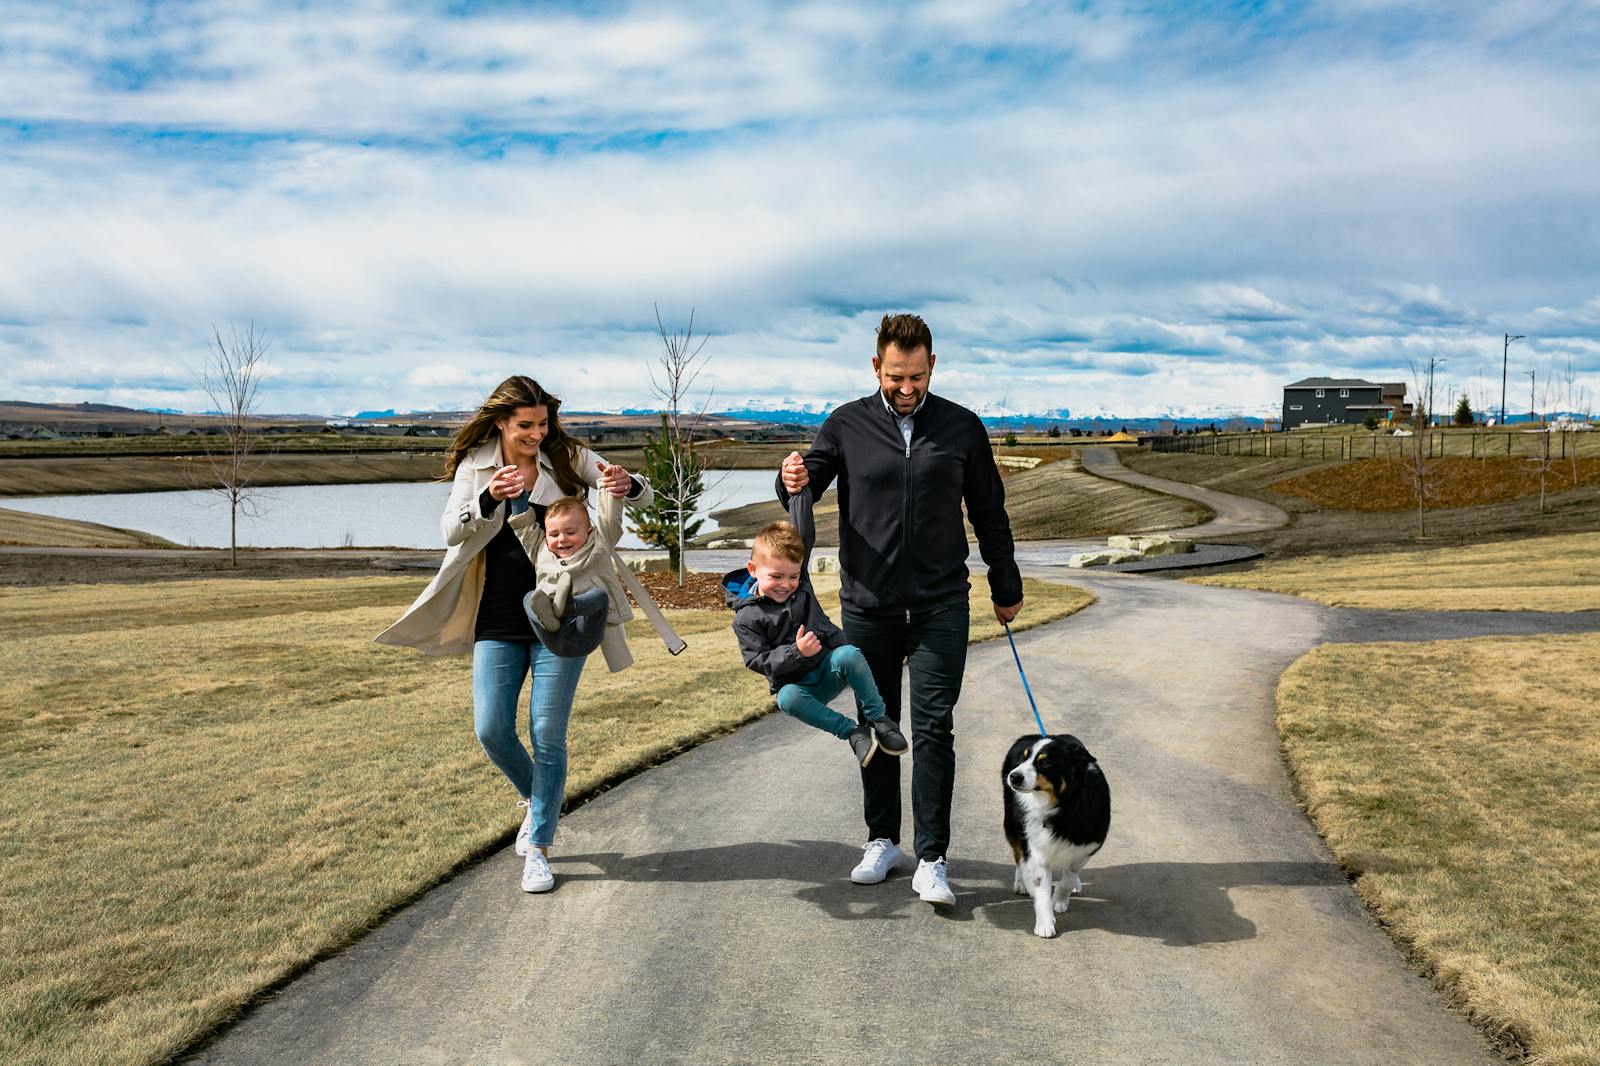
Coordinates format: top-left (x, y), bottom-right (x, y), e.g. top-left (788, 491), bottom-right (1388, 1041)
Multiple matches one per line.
top-left (194, 322), bottom-right (272, 567)
top-left (639, 305), bottom-right (722, 587)
top-left (1403, 359), bottom-right (1444, 537)
top-left (1525, 359), bottom-right (1559, 513)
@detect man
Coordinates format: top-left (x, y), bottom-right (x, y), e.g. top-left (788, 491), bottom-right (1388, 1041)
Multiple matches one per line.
top-left (778, 313), bottom-right (1023, 906)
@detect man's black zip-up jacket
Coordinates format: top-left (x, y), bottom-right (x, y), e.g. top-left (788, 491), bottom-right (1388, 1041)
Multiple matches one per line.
top-left (776, 391), bottom-right (1023, 613)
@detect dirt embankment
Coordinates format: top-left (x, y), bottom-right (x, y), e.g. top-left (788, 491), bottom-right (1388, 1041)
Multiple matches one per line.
top-left (0, 508), bottom-right (179, 549)
top-left (0, 452), bottom-right (447, 497)
top-left (703, 451), bottom-right (1209, 544)
top-left (1123, 451), bottom-right (1600, 559)
top-left (1270, 457), bottom-right (1600, 511)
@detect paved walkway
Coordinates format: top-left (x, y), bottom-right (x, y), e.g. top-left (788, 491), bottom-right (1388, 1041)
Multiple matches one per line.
top-left (181, 573), bottom-right (1600, 1066)
top-left (1080, 446), bottom-right (1290, 538)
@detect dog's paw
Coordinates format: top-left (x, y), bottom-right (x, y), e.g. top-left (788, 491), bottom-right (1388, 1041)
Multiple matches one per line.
top-left (1032, 919), bottom-right (1057, 939)
top-left (1053, 896), bottom-right (1071, 914)
top-left (1070, 873), bottom-right (1084, 895)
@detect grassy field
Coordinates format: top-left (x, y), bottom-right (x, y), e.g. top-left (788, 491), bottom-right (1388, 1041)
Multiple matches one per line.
top-left (1277, 635), bottom-right (1600, 1065)
top-left (1191, 530), bottom-right (1600, 610)
top-left (0, 507), bottom-right (178, 548)
top-left (706, 451), bottom-right (1210, 544)
top-left (0, 573), bottom-right (1093, 1066)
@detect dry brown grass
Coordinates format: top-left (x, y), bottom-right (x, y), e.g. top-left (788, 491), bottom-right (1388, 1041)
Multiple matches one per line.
top-left (0, 507), bottom-right (178, 548)
top-left (1277, 635), bottom-right (1600, 1065)
top-left (1192, 531), bottom-right (1600, 611)
top-left (0, 573), bottom-right (1091, 1066)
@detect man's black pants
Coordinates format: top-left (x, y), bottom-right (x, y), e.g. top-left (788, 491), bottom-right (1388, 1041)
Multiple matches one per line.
top-left (841, 599), bottom-right (970, 862)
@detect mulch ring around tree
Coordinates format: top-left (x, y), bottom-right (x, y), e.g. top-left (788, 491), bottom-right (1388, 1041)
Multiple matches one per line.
top-left (1269, 456), bottom-right (1600, 511)
top-left (628, 569), bottom-right (731, 610)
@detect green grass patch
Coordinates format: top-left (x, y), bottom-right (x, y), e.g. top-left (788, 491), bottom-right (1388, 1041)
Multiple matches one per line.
top-left (1278, 635), bottom-right (1600, 1064)
top-left (1191, 530), bottom-right (1600, 610)
top-left (0, 573), bottom-right (1091, 1066)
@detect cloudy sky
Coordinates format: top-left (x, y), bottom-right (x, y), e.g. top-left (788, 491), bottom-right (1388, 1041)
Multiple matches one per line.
top-left (3, 1), bottom-right (1597, 419)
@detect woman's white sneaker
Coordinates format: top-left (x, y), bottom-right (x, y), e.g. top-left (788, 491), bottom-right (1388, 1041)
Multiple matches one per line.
top-left (514, 799), bottom-right (534, 857)
top-left (521, 849), bottom-right (555, 893)
top-left (850, 838), bottom-right (902, 884)
top-left (912, 857), bottom-right (956, 906)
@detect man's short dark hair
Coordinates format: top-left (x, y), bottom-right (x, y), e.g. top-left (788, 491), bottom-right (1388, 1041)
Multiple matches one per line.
top-left (876, 313), bottom-right (933, 358)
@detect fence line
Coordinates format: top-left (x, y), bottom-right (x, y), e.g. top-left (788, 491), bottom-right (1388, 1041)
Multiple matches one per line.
top-left (1147, 429), bottom-right (1600, 461)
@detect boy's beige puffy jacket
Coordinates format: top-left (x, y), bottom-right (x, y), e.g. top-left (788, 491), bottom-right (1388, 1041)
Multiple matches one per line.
top-left (374, 439), bottom-right (653, 656)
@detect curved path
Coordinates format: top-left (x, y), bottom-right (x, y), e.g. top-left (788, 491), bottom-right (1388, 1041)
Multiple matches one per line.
top-left (183, 574), bottom-right (1600, 1066)
top-left (1080, 446), bottom-right (1290, 538)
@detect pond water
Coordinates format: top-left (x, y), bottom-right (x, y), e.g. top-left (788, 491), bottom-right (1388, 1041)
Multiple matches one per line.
top-left (3, 469), bottom-right (781, 550)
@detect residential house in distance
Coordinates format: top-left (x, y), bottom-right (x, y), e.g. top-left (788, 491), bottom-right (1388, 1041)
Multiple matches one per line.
top-left (1282, 378), bottom-right (1409, 429)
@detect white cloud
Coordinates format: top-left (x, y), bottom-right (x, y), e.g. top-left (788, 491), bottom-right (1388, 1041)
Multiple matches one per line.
top-left (0, 0), bottom-right (1597, 416)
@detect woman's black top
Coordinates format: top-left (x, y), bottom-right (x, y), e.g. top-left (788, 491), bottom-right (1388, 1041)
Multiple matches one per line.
top-left (473, 489), bottom-right (547, 642)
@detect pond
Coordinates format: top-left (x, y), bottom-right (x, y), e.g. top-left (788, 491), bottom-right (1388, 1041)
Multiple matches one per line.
top-left (3, 469), bottom-right (782, 550)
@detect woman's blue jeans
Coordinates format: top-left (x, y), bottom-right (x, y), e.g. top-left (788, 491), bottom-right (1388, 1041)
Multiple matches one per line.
top-left (472, 639), bottom-right (587, 849)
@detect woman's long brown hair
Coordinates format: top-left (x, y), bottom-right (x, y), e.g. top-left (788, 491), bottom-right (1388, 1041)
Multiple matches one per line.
top-left (442, 375), bottom-right (585, 497)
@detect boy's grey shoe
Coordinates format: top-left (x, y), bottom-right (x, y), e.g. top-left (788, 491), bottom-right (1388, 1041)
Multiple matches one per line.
top-left (526, 588), bottom-right (560, 631)
top-left (847, 725), bottom-right (880, 767)
top-left (850, 838), bottom-right (901, 884)
top-left (869, 716), bottom-right (908, 756)
top-left (550, 570), bottom-right (573, 619)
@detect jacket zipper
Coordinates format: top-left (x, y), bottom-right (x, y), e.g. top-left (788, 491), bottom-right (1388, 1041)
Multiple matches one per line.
top-left (901, 412), bottom-right (913, 610)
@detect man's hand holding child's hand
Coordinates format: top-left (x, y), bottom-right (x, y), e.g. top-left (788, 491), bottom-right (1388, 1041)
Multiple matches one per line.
top-left (795, 624), bottom-right (822, 657)
top-left (781, 451), bottom-right (809, 494)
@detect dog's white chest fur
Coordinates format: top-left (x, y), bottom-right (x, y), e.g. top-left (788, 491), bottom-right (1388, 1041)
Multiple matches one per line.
top-left (1018, 793), bottom-right (1099, 875)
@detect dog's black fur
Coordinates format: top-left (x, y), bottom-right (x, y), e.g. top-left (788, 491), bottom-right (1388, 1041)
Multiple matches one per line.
top-left (1002, 733), bottom-right (1111, 937)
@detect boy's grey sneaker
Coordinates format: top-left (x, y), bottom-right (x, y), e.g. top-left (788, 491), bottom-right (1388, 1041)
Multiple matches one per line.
top-left (850, 838), bottom-right (902, 884)
top-left (514, 798), bottom-right (533, 857)
top-left (525, 589), bottom-right (560, 631)
top-left (912, 857), bottom-right (956, 907)
top-left (869, 716), bottom-right (908, 756)
top-left (521, 848), bottom-right (555, 893)
top-left (847, 725), bottom-right (880, 767)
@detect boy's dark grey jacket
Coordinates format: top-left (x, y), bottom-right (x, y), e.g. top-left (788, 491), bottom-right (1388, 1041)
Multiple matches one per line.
top-left (723, 493), bottom-right (846, 693)
top-left (775, 390), bottom-right (1023, 613)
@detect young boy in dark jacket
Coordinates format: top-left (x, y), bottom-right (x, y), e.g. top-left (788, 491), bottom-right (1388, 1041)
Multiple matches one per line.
top-left (723, 493), bottom-right (909, 766)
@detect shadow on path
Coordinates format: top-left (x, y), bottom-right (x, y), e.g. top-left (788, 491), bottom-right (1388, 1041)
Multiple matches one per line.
top-left (560, 840), bottom-right (1344, 948)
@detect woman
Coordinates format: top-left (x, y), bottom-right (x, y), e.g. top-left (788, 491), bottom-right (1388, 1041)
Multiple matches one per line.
top-left (377, 375), bottom-right (652, 894)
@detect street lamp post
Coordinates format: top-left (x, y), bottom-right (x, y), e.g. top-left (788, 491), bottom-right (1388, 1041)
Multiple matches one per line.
top-left (1526, 369), bottom-right (1537, 426)
top-left (1502, 333), bottom-right (1525, 426)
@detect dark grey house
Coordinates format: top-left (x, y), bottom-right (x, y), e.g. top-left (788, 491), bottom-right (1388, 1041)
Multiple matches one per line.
top-left (1282, 378), bottom-right (1407, 429)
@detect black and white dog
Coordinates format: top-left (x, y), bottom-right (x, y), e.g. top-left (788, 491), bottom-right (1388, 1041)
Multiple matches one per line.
top-left (1002, 733), bottom-right (1111, 938)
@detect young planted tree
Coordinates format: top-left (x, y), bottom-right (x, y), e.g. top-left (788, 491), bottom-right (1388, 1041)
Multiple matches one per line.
top-left (638, 305), bottom-right (720, 587)
top-left (194, 322), bottom-right (272, 567)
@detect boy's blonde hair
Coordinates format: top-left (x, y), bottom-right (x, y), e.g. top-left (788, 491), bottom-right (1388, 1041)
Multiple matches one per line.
top-left (545, 497), bottom-right (592, 526)
top-left (752, 521), bottom-right (804, 564)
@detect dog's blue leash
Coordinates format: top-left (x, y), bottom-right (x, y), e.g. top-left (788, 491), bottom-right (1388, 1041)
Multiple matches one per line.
top-left (1003, 621), bottom-right (1049, 737)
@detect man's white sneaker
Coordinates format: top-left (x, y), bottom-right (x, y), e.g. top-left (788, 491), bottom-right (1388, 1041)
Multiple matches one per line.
top-left (514, 799), bottom-right (534, 857)
top-left (521, 848), bottom-right (554, 893)
top-left (850, 838), bottom-right (902, 884)
top-left (912, 857), bottom-right (956, 907)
